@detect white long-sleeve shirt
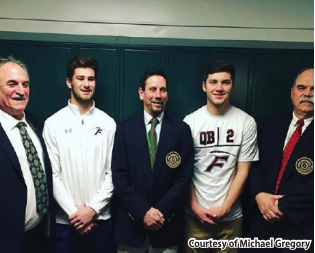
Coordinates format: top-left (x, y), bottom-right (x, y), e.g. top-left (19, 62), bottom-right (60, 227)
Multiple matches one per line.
top-left (43, 101), bottom-right (116, 224)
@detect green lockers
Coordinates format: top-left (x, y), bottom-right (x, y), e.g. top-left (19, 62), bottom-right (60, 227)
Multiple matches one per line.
top-left (254, 51), bottom-right (314, 124)
top-left (0, 40), bottom-right (313, 128)
top-left (79, 47), bottom-right (119, 119)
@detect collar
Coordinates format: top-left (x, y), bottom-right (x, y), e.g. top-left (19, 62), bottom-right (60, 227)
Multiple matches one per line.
top-left (204, 105), bottom-right (232, 118)
top-left (68, 100), bottom-right (95, 115)
top-left (0, 109), bottom-right (27, 130)
top-left (144, 111), bottom-right (164, 126)
top-left (292, 112), bottom-right (313, 126)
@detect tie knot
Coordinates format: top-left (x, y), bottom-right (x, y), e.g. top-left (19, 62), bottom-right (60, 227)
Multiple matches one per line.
top-left (16, 122), bottom-right (27, 130)
top-left (297, 119), bottom-right (304, 129)
top-left (150, 118), bottom-right (159, 129)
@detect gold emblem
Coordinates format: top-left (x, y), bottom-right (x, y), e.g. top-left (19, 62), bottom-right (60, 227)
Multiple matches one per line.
top-left (295, 157), bottom-right (313, 175)
top-left (166, 151), bottom-right (181, 169)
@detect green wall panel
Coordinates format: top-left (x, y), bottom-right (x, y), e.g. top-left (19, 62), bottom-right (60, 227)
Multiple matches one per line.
top-left (0, 43), bottom-right (30, 65)
top-left (120, 48), bottom-right (163, 121)
top-left (254, 51), bottom-right (313, 124)
top-left (79, 47), bottom-right (118, 120)
top-left (31, 45), bottom-right (73, 127)
top-left (167, 49), bottom-right (210, 119)
top-left (0, 40), bottom-right (313, 127)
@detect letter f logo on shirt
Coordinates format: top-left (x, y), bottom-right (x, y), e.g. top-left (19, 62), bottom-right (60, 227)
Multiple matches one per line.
top-left (205, 156), bottom-right (229, 172)
top-left (94, 127), bottom-right (102, 135)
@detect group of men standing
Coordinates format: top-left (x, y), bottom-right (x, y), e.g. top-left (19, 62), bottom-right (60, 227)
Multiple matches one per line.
top-left (0, 55), bottom-right (313, 253)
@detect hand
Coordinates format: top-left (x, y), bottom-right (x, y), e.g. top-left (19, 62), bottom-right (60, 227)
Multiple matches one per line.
top-left (142, 207), bottom-right (164, 231)
top-left (191, 201), bottom-right (217, 225)
top-left (209, 204), bottom-right (230, 223)
top-left (255, 192), bottom-right (284, 222)
top-left (69, 205), bottom-right (96, 230)
top-left (77, 221), bottom-right (98, 235)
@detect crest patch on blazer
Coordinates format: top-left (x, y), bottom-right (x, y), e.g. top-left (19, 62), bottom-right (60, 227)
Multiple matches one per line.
top-left (295, 157), bottom-right (313, 175)
top-left (166, 151), bottom-right (181, 169)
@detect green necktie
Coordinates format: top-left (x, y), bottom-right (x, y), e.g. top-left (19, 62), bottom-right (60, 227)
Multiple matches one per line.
top-left (16, 122), bottom-right (49, 215)
top-left (148, 118), bottom-right (159, 168)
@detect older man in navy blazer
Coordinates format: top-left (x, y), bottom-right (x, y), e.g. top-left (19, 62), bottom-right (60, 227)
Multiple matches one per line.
top-left (249, 68), bottom-right (314, 252)
top-left (0, 56), bottom-right (54, 253)
top-left (112, 69), bottom-right (194, 253)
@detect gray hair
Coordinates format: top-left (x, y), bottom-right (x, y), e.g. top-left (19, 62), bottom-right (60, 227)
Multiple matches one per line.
top-left (0, 56), bottom-right (29, 77)
top-left (293, 67), bottom-right (314, 87)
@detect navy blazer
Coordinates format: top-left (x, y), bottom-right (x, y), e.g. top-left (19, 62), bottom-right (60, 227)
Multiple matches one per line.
top-left (112, 112), bottom-right (194, 248)
top-left (0, 112), bottom-right (55, 253)
top-left (249, 115), bottom-right (314, 241)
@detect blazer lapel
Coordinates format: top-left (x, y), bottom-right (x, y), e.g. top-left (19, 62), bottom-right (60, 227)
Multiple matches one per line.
top-left (0, 123), bottom-right (24, 179)
top-left (131, 113), bottom-right (153, 183)
top-left (279, 120), bottom-right (314, 190)
top-left (151, 114), bottom-right (175, 185)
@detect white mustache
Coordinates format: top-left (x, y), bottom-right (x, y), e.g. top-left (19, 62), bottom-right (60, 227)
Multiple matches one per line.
top-left (299, 97), bottom-right (314, 104)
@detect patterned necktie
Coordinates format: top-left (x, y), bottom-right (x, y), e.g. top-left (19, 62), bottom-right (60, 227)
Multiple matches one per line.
top-left (274, 119), bottom-right (304, 194)
top-left (16, 122), bottom-right (49, 214)
top-left (148, 118), bottom-right (159, 169)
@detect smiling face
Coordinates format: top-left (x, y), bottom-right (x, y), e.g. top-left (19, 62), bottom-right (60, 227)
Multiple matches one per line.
top-left (66, 67), bottom-right (96, 106)
top-left (0, 62), bottom-right (30, 120)
top-left (291, 68), bottom-right (314, 119)
top-left (203, 71), bottom-right (233, 115)
top-left (138, 75), bottom-right (168, 117)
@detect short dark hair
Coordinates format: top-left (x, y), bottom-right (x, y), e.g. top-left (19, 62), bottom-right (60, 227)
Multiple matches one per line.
top-left (293, 67), bottom-right (314, 87)
top-left (66, 55), bottom-right (98, 80)
top-left (139, 69), bottom-right (168, 90)
top-left (204, 59), bottom-right (235, 84)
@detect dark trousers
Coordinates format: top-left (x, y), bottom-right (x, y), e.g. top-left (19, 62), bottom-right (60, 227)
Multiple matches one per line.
top-left (250, 214), bottom-right (314, 253)
top-left (22, 224), bottom-right (49, 253)
top-left (50, 219), bottom-right (116, 253)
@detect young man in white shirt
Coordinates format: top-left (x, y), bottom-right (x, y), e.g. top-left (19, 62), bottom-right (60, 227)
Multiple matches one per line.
top-left (43, 55), bottom-right (116, 253)
top-left (184, 59), bottom-right (259, 253)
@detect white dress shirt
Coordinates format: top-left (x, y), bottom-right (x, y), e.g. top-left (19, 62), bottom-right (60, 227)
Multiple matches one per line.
top-left (0, 109), bottom-right (45, 231)
top-left (144, 111), bottom-right (164, 144)
top-left (283, 112), bottom-right (313, 148)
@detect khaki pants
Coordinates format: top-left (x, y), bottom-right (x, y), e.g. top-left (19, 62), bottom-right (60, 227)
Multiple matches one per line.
top-left (184, 213), bottom-right (242, 253)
